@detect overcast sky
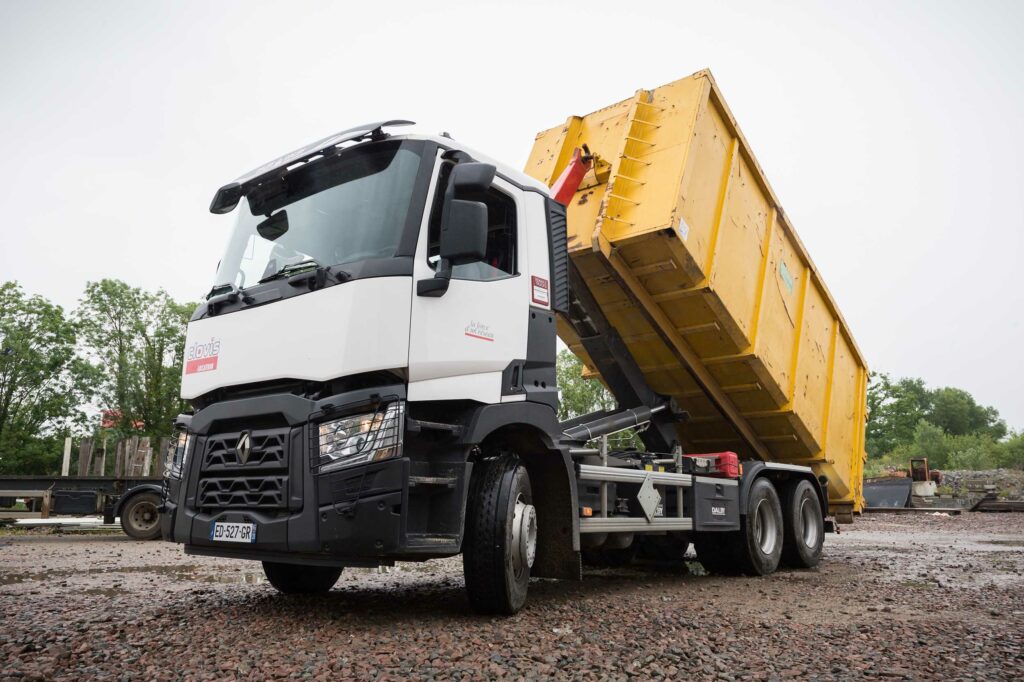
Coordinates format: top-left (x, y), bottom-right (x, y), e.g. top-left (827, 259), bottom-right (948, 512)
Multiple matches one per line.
top-left (1, 1), bottom-right (1022, 429)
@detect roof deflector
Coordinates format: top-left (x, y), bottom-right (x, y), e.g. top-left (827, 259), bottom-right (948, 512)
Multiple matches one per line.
top-left (209, 119), bottom-right (415, 214)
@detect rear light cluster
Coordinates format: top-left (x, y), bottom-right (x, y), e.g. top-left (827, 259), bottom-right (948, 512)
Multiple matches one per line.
top-left (681, 451), bottom-right (740, 479)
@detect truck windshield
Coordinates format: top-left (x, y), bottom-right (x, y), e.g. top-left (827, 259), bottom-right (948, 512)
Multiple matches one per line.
top-left (213, 142), bottom-right (423, 290)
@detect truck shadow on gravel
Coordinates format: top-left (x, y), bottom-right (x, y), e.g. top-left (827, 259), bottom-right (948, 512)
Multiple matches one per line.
top-left (217, 561), bottom-right (731, 623)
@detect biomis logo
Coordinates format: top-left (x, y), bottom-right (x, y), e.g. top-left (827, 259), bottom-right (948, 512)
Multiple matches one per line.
top-left (185, 337), bottom-right (221, 375)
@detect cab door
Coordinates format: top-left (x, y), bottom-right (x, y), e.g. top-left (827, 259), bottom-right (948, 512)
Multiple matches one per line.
top-left (407, 156), bottom-right (529, 404)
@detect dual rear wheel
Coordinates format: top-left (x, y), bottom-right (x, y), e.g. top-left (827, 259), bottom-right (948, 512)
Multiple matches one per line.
top-left (695, 477), bottom-right (823, 576)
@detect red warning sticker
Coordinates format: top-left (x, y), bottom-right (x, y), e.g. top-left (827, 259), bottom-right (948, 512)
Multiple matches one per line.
top-left (531, 276), bottom-right (549, 306)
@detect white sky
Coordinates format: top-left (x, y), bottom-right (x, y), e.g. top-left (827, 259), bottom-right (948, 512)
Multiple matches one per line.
top-left (1, 1), bottom-right (1022, 429)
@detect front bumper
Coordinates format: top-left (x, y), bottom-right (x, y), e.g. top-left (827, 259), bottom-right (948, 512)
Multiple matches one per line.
top-left (162, 385), bottom-right (471, 564)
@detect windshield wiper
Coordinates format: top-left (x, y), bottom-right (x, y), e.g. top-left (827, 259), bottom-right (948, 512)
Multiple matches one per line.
top-left (258, 259), bottom-right (320, 284)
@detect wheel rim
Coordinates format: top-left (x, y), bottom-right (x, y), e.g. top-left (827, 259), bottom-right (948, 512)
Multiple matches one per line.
top-left (753, 499), bottom-right (778, 555)
top-left (130, 500), bottom-right (159, 532)
top-left (511, 494), bottom-right (537, 580)
top-left (800, 497), bottom-right (821, 549)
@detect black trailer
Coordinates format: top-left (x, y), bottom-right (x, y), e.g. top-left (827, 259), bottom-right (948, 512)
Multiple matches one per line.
top-left (0, 475), bottom-right (164, 540)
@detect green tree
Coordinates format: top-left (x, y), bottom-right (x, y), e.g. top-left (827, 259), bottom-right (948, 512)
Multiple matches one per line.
top-left (867, 373), bottom-right (1010, 462)
top-left (76, 280), bottom-right (194, 441)
top-left (555, 349), bottom-right (642, 450)
top-left (866, 372), bottom-right (931, 457)
top-left (947, 444), bottom-right (998, 471)
top-left (555, 348), bottom-right (615, 421)
top-left (925, 387), bottom-right (1006, 440)
top-left (995, 432), bottom-right (1024, 469)
top-left (884, 419), bottom-right (1007, 472)
top-left (0, 282), bottom-right (95, 474)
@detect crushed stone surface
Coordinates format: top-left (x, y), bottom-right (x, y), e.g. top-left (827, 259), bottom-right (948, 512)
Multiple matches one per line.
top-left (1, 513), bottom-right (1022, 680)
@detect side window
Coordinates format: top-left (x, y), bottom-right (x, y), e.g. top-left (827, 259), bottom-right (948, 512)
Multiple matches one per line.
top-left (427, 166), bottom-right (517, 282)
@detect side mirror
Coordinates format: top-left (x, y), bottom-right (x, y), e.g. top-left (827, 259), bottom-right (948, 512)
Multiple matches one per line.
top-left (440, 200), bottom-right (487, 264)
top-left (418, 162), bottom-right (496, 297)
top-left (450, 162), bottom-right (496, 197)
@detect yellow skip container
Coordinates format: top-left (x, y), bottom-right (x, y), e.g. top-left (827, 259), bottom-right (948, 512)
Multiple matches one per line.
top-left (526, 70), bottom-right (867, 517)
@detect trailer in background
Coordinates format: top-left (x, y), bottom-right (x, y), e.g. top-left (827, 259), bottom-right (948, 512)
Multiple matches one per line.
top-left (0, 435), bottom-right (166, 540)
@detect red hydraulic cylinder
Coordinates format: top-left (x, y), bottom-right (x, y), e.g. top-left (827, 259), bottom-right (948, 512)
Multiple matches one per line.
top-left (549, 146), bottom-right (593, 206)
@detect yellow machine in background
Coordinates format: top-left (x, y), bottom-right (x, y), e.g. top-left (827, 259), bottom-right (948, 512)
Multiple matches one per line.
top-left (526, 69), bottom-right (866, 520)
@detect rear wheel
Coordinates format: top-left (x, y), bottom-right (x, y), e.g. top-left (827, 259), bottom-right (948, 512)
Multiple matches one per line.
top-left (120, 492), bottom-right (162, 540)
top-left (695, 477), bottom-right (783, 576)
top-left (780, 479), bottom-right (824, 568)
top-left (735, 478), bottom-right (784, 575)
top-left (462, 453), bottom-right (536, 615)
top-left (262, 562), bottom-right (343, 594)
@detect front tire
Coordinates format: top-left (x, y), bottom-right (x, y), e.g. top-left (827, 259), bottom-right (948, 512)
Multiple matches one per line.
top-left (120, 492), bottom-right (162, 540)
top-left (780, 480), bottom-right (824, 568)
top-left (262, 562), bottom-right (343, 594)
top-left (462, 453), bottom-right (536, 615)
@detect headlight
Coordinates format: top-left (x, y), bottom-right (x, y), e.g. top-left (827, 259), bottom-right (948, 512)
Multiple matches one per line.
top-left (317, 402), bottom-right (404, 473)
top-left (165, 431), bottom-right (192, 479)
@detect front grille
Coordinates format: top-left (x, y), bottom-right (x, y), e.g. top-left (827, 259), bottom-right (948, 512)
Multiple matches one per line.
top-left (198, 476), bottom-right (287, 509)
top-left (203, 430), bottom-right (288, 470)
top-left (197, 427), bottom-right (291, 510)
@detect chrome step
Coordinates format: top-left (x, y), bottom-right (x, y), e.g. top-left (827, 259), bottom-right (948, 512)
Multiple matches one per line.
top-left (579, 517), bottom-right (693, 533)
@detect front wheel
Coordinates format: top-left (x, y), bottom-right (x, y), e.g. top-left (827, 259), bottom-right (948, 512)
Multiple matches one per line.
top-left (262, 562), bottom-right (343, 594)
top-left (462, 453), bottom-right (536, 615)
top-left (120, 492), bottom-right (162, 540)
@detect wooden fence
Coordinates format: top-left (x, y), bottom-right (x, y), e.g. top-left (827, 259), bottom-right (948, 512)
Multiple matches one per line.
top-left (60, 435), bottom-right (170, 478)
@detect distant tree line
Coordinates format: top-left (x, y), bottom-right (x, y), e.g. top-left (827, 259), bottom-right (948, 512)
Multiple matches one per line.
top-left (866, 373), bottom-right (1022, 474)
top-left (0, 280), bottom-right (195, 475)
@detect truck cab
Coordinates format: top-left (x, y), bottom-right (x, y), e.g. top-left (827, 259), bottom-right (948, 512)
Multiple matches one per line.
top-left (163, 122), bottom-right (580, 607)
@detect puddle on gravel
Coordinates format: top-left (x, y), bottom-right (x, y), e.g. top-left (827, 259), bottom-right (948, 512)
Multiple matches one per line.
top-left (981, 540), bottom-right (1024, 548)
top-left (201, 571), bottom-right (266, 584)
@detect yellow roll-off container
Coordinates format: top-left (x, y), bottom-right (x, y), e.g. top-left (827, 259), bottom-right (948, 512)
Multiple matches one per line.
top-left (526, 70), bottom-right (867, 518)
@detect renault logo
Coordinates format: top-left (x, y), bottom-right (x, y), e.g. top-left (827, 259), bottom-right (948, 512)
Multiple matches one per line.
top-left (236, 432), bottom-right (252, 464)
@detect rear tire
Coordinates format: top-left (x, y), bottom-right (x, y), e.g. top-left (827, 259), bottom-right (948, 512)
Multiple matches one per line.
top-left (462, 453), bottom-right (535, 615)
top-left (735, 478), bottom-right (784, 575)
top-left (780, 479), bottom-right (824, 568)
top-left (262, 562), bottom-right (343, 594)
top-left (119, 492), bottom-right (162, 541)
top-left (695, 477), bottom-right (783, 576)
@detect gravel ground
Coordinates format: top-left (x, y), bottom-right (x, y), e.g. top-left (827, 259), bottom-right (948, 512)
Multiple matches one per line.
top-left (1, 513), bottom-right (1022, 680)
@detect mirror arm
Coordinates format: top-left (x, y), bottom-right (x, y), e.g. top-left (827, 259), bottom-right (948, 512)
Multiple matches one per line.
top-left (417, 258), bottom-right (452, 297)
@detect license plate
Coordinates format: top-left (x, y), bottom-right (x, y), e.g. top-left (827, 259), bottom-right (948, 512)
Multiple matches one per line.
top-left (209, 522), bottom-right (257, 543)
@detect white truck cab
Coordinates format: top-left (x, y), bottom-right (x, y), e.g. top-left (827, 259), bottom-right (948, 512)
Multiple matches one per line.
top-left (181, 127), bottom-right (557, 408)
